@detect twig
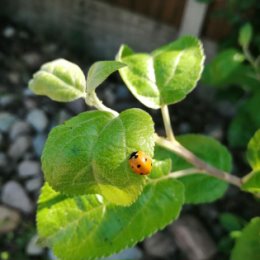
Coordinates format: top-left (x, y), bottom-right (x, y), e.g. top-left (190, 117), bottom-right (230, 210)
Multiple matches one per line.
top-left (161, 105), bottom-right (175, 141)
top-left (168, 168), bottom-right (205, 178)
top-left (155, 135), bottom-right (242, 187)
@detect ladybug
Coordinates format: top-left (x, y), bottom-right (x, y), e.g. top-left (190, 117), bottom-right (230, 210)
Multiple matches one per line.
top-left (128, 151), bottom-right (152, 175)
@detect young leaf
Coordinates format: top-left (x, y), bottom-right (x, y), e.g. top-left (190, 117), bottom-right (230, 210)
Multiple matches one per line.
top-left (228, 95), bottom-right (260, 148)
top-left (149, 159), bottom-right (172, 179)
top-left (86, 61), bottom-right (126, 92)
top-left (117, 36), bottom-right (204, 109)
top-left (42, 109), bottom-right (154, 206)
top-left (247, 129), bottom-right (260, 171)
top-left (29, 59), bottom-right (86, 102)
top-left (239, 23), bottom-right (253, 48)
top-left (155, 134), bottom-right (232, 204)
top-left (231, 217), bottom-right (260, 260)
top-left (37, 179), bottom-right (184, 260)
top-left (242, 170), bottom-right (260, 193)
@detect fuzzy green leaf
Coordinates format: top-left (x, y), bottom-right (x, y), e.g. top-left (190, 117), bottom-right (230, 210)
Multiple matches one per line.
top-left (247, 129), bottom-right (260, 170)
top-left (155, 134), bottom-right (232, 204)
top-left (117, 36), bottom-right (204, 109)
top-left (231, 217), bottom-right (260, 260)
top-left (242, 170), bottom-right (260, 193)
top-left (86, 61), bottom-right (126, 91)
top-left (29, 59), bottom-right (86, 102)
top-left (37, 178), bottom-right (184, 260)
top-left (239, 23), bottom-right (253, 48)
top-left (149, 159), bottom-right (172, 179)
top-left (42, 108), bottom-right (154, 206)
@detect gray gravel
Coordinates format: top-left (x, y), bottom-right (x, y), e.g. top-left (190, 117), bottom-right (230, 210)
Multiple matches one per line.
top-left (1, 181), bottom-right (33, 214)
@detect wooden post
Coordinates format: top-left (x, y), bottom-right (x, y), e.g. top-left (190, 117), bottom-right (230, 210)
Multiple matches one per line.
top-left (179, 0), bottom-right (208, 36)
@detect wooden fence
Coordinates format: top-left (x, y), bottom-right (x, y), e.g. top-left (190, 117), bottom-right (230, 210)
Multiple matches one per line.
top-left (100, 0), bottom-right (230, 40)
top-left (0, 0), bottom-right (230, 59)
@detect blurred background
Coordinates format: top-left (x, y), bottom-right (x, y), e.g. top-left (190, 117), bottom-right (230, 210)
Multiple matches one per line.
top-left (0, 0), bottom-right (259, 259)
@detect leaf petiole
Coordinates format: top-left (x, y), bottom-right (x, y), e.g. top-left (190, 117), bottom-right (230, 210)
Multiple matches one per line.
top-left (155, 134), bottom-right (242, 187)
top-left (85, 91), bottom-right (119, 116)
top-left (161, 105), bottom-right (175, 141)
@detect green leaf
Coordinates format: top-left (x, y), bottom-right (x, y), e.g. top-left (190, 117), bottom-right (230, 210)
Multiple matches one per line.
top-left (231, 217), bottom-right (260, 260)
top-left (42, 108), bottom-right (154, 206)
top-left (242, 170), bottom-right (260, 193)
top-left (37, 179), bottom-right (184, 260)
top-left (228, 95), bottom-right (260, 148)
top-left (149, 159), bottom-right (172, 179)
top-left (202, 49), bottom-right (245, 87)
top-left (239, 23), bottom-right (253, 48)
top-left (247, 129), bottom-right (260, 170)
top-left (220, 213), bottom-right (246, 232)
top-left (117, 36), bottom-right (204, 109)
top-left (86, 61), bottom-right (126, 92)
top-left (29, 59), bottom-right (86, 102)
top-left (155, 134), bottom-right (232, 204)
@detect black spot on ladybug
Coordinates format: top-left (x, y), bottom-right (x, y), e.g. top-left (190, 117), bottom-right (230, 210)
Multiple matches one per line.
top-left (137, 164), bottom-right (141, 168)
top-left (145, 158), bottom-right (147, 162)
top-left (134, 154), bottom-right (138, 159)
top-left (140, 173), bottom-right (144, 175)
top-left (129, 151), bottom-right (137, 159)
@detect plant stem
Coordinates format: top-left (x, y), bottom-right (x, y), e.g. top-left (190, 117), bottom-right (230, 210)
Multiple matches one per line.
top-left (161, 105), bottom-right (175, 141)
top-left (242, 46), bottom-right (260, 80)
top-left (85, 92), bottom-right (119, 116)
top-left (168, 168), bottom-right (205, 178)
top-left (155, 134), bottom-right (242, 187)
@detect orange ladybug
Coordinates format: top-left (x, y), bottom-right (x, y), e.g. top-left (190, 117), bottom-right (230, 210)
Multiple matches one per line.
top-left (128, 151), bottom-right (152, 175)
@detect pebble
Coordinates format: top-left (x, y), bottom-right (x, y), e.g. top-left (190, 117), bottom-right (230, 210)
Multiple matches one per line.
top-left (25, 177), bottom-right (42, 192)
top-left (42, 43), bottom-right (58, 55)
top-left (22, 52), bottom-right (42, 69)
top-left (116, 84), bottom-right (129, 99)
top-left (143, 231), bottom-right (176, 257)
top-left (26, 109), bottom-right (48, 132)
top-left (18, 160), bottom-right (41, 178)
top-left (24, 98), bottom-right (37, 110)
top-left (103, 88), bottom-right (116, 106)
top-left (8, 136), bottom-right (32, 160)
top-left (66, 99), bottom-right (86, 114)
top-left (0, 94), bottom-right (17, 107)
top-left (8, 72), bottom-right (20, 85)
top-left (33, 134), bottom-right (47, 157)
top-left (57, 110), bottom-right (72, 124)
top-left (1, 181), bottom-right (33, 214)
top-left (10, 121), bottom-right (31, 140)
top-left (48, 250), bottom-right (58, 260)
top-left (205, 124), bottom-right (223, 140)
top-left (0, 205), bottom-right (21, 234)
top-left (169, 215), bottom-right (217, 260)
top-left (100, 247), bottom-right (143, 260)
top-left (26, 234), bottom-right (44, 256)
top-left (0, 112), bottom-right (17, 133)
top-left (3, 26), bottom-right (15, 38)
